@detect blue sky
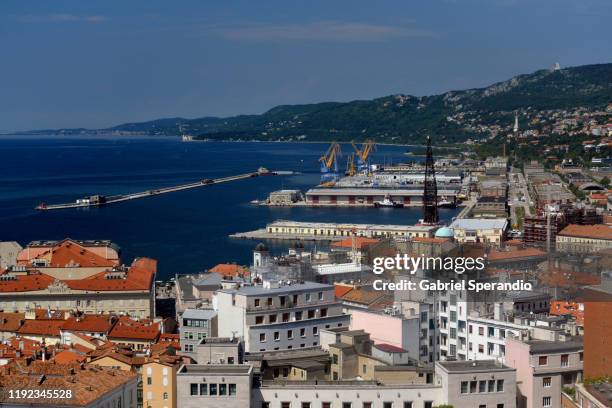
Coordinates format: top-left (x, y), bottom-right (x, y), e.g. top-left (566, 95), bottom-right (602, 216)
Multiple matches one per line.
top-left (1, 0), bottom-right (610, 131)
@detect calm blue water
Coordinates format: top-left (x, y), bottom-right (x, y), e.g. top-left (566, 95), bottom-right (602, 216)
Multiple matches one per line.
top-left (0, 136), bottom-right (459, 279)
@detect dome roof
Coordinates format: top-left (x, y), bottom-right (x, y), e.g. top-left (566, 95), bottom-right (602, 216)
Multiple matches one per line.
top-left (434, 226), bottom-right (454, 238)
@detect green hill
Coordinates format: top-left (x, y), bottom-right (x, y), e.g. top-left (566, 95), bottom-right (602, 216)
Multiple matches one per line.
top-left (49, 63), bottom-right (612, 144)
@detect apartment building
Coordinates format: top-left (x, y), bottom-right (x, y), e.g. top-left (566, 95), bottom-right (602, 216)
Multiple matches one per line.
top-left (506, 335), bottom-right (583, 408)
top-left (437, 360), bottom-right (517, 408)
top-left (179, 308), bottom-right (218, 358)
top-left (177, 365), bottom-right (253, 408)
top-left (142, 356), bottom-right (183, 408)
top-left (216, 281), bottom-right (349, 352)
top-left (177, 359), bottom-right (517, 408)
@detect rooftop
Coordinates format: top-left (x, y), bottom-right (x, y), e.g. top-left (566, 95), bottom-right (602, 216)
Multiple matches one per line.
top-left (374, 343), bottom-right (407, 353)
top-left (0, 362), bottom-right (136, 406)
top-left (436, 360), bottom-right (513, 373)
top-left (450, 218), bottom-right (508, 230)
top-left (558, 224), bottom-right (612, 240)
top-left (178, 364), bottom-right (252, 375)
top-left (219, 281), bottom-right (332, 296)
top-left (525, 336), bottom-right (583, 353)
top-left (181, 309), bottom-right (217, 320)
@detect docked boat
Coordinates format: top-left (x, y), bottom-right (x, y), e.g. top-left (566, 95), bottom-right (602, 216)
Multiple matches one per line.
top-left (438, 197), bottom-right (457, 208)
top-left (374, 195), bottom-right (403, 208)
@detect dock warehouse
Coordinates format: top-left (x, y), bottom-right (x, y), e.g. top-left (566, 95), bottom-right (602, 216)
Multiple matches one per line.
top-left (265, 220), bottom-right (437, 239)
top-left (305, 186), bottom-right (460, 206)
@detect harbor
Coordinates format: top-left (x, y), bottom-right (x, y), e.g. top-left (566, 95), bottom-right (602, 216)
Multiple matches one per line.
top-left (36, 167), bottom-right (292, 211)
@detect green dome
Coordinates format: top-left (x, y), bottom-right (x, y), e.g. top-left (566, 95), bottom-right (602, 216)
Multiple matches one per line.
top-left (435, 226), bottom-right (454, 238)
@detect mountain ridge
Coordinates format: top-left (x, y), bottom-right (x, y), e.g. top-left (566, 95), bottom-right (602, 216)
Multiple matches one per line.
top-left (23, 63), bottom-right (612, 144)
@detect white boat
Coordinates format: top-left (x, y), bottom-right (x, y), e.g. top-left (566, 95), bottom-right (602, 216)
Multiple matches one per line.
top-left (374, 195), bottom-right (403, 208)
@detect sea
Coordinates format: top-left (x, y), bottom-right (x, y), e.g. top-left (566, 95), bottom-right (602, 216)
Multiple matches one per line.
top-left (0, 135), bottom-right (460, 280)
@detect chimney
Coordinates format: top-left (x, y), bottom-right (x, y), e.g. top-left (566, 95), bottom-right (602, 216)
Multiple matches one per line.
top-left (494, 303), bottom-right (503, 321)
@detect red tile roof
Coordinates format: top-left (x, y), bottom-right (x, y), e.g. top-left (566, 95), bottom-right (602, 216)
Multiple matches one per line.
top-left (17, 320), bottom-right (65, 337)
top-left (0, 272), bottom-right (55, 293)
top-left (334, 284), bottom-right (354, 298)
top-left (550, 301), bottom-right (584, 325)
top-left (26, 240), bottom-right (117, 268)
top-left (0, 361), bottom-right (136, 406)
top-left (53, 349), bottom-right (87, 364)
top-left (108, 317), bottom-right (160, 342)
top-left (558, 224), bottom-right (612, 240)
top-left (61, 315), bottom-right (116, 334)
top-left (0, 312), bottom-right (25, 332)
top-left (331, 237), bottom-right (380, 250)
top-left (0, 258), bottom-right (156, 293)
top-left (488, 247), bottom-right (546, 261)
top-left (209, 263), bottom-right (250, 277)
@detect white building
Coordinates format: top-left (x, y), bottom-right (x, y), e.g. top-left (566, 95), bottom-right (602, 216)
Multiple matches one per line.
top-left (216, 281), bottom-right (350, 352)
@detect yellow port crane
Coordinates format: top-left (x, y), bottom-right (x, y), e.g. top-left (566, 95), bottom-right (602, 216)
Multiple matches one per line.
top-left (346, 153), bottom-right (357, 176)
top-left (319, 142), bottom-right (342, 185)
top-left (351, 139), bottom-right (376, 172)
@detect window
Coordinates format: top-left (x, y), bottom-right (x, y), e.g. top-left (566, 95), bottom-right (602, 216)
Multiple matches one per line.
top-left (147, 377), bottom-right (152, 385)
top-left (496, 379), bottom-right (504, 392)
top-left (363, 403), bottom-right (372, 408)
top-left (288, 329), bottom-right (294, 339)
top-left (478, 344), bottom-right (484, 353)
top-left (543, 397), bottom-right (551, 407)
top-left (363, 364), bottom-right (367, 374)
top-left (163, 392), bottom-right (168, 400)
top-left (255, 298), bottom-right (260, 307)
top-left (318, 292), bottom-right (323, 301)
top-left (499, 329), bottom-right (505, 339)
top-left (561, 354), bottom-right (569, 367)
top-left (209, 384), bottom-right (218, 396)
top-left (342, 403), bottom-right (352, 408)
top-left (479, 326), bottom-right (484, 336)
top-left (539, 356), bottom-right (548, 366)
top-left (190, 384), bottom-right (198, 396)
top-left (228, 384), bottom-right (237, 396)
top-left (450, 311), bottom-right (457, 322)
top-left (488, 327), bottom-right (495, 337)
top-left (313, 326), bottom-right (318, 336)
top-left (200, 383), bottom-right (208, 395)
top-left (274, 331), bottom-right (280, 341)
top-left (306, 293), bottom-right (312, 302)
top-left (479, 380), bottom-right (486, 393)
top-left (269, 314), bottom-right (277, 323)
top-left (478, 405), bottom-right (486, 408)
top-left (322, 403), bottom-right (331, 408)
top-left (383, 403), bottom-right (393, 408)
top-left (320, 308), bottom-right (328, 317)
top-left (282, 313), bottom-right (290, 322)
top-left (300, 328), bottom-right (306, 337)
top-left (403, 403), bottom-right (413, 408)
top-left (469, 324), bottom-right (473, 334)
top-left (295, 311), bottom-right (303, 321)
top-left (228, 357), bottom-right (234, 364)
top-left (308, 310), bottom-right (315, 319)
top-left (470, 381), bottom-right (477, 393)
top-left (281, 403), bottom-right (291, 408)
top-left (260, 333), bottom-right (266, 342)
top-left (543, 377), bottom-right (551, 388)
top-left (256, 316), bottom-right (264, 324)
top-left (488, 380), bottom-right (495, 392)
top-left (267, 297), bottom-right (273, 306)
top-left (293, 294), bottom-right (298, 305)
top-left (579, 352), bottom-right (583, 362)
top-left (332, 354), bottom-right (339, 364)
top-left (424, 402), bottom-right (433, 408)
top-left (497, 405), bottom-right (504, 408)
top-left (219, 384), bottom-right (227, 396)
top-left (460, 381), bottom-right (468, 394)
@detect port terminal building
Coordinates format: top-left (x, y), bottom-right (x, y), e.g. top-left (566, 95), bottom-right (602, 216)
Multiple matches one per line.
top-left (265, 220), bottom-right (437, 239)
top-left (304, 186), bottom-right (460, 206)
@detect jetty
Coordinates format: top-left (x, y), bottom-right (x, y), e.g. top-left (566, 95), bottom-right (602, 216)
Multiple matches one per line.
top-left (36, 168), bottom-right (292, 211)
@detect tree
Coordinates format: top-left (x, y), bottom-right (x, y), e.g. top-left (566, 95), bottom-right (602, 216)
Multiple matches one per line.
top-left (600, 176), bottom-right (610, 187)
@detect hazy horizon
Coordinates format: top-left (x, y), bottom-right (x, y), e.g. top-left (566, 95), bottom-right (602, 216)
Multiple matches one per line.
top-left (1, 0), bottom-right (611, 131)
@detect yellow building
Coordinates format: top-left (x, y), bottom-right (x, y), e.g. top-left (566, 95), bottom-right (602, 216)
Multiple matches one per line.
top-left (142, 357), bottom-right (182, 408)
